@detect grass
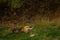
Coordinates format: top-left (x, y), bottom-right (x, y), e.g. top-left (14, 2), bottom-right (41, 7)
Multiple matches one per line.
top-left (0, 22), bottom-right (60, 40)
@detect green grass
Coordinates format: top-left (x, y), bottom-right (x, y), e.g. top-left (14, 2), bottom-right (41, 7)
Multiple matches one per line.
top-left (0, 22), bottom-right (60, 40)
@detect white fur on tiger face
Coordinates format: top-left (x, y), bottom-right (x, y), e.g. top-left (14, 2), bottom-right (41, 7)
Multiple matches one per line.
top-left (21, 26), bottom-right (33, 33)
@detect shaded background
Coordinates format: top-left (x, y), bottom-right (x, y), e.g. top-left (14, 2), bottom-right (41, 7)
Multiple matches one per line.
top-left (0, 0), bottom-right (60, 26)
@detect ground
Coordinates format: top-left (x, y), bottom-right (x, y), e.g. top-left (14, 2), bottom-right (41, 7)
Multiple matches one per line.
top-left (0, 21), bottom-right (60, 40)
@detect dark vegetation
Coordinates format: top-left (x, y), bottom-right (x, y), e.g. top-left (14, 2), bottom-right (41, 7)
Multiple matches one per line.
top-left (0, 0), bottom-right (60, 24)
